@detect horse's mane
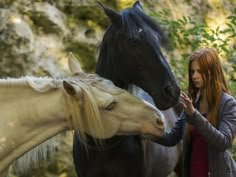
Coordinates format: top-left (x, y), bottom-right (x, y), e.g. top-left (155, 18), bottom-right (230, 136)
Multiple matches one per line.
top-left (12, 138), bottom-right (58, 174)
top-left (0, 76), bottom-right (60, 92)
top-left (101, 7), bottom-right (169, 50)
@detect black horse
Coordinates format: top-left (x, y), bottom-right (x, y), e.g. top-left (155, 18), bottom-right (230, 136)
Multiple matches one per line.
top-left (73, 1), bottom-right (181, 177)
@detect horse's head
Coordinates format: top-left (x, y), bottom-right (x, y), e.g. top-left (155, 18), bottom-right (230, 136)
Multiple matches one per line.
top-left (64, 53), bottom-right (165, 139)
top-left (97, 1), bottom-right (180, 110)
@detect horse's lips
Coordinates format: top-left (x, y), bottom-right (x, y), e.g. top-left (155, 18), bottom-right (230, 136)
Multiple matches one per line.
top-left (115, 118), bottom-right (164, 136)
top-left (140, 119), bottom-right (165, 136)
top-left (149, 123), bottom-right (165, 136)
top-left (142, 134), bottom-right (158, 139)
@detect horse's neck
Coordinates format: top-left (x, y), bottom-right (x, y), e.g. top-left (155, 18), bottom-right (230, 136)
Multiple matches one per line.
top-left (0, 168), bottom-right (9, 177)
top-left (0, 86), bottom-right (69, 173)
top-left (96, 60), bottom-right (128, 89)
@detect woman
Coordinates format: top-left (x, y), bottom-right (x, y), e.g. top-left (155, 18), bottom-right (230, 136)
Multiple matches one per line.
top-left (153, 48), bottom-right (236, 177)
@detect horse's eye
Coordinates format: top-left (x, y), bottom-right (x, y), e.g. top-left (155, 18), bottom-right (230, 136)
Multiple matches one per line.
top-left (105, 101), bottom-right (117, 110)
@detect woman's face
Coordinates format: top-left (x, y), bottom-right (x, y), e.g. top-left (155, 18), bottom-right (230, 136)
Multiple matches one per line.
top-left (190, 60), bottom-right (204, 89)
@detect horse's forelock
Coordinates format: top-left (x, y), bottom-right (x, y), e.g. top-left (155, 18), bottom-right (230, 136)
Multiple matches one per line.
top-left (63, 78), bottom-right (104, 142)
top-left (121, 7), bottom-right (170, 48)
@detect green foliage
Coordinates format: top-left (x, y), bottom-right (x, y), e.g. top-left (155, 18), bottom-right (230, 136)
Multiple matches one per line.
top-left (150, 8), bottom-right (236, 95)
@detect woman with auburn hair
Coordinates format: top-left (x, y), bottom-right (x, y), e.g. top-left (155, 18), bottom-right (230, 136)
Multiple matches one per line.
top-left (152, 48), bottom-right (236, 177)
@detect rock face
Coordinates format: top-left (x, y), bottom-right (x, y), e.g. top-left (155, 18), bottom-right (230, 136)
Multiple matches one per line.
top-left (0, 0), bottom-right (113, 78)
top-left (0, 0), bottom-right (234, 76)
top-left (1, 0), bottom-right (234, 177)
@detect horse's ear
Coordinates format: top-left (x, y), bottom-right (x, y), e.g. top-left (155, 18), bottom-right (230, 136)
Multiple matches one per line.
top-left (133, 1), bottom-right (143, 11)
top-left (63, 81), bottom-right (82, 97)
top-left (68, 52), bottom-right (83, 74)
top-left (98, 1), bottom-right (122, 28)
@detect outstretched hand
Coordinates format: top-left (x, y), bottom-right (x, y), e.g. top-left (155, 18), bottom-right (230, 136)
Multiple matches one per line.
top-left (179, 92), bottom-right (195, 116)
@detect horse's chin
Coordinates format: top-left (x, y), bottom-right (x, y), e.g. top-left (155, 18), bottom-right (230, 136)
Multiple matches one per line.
top-left (142, 134), bottom-right (157, 139)
top-left (154, 98), bottom-right (177, 110)
top-left (153, 91), bottom-right (180, 110)
top-left (86, 123), bottom-right (120, 139)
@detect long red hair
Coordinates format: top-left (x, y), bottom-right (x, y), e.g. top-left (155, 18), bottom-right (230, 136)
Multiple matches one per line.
top-left (186, 48), bottom-right (230, 141)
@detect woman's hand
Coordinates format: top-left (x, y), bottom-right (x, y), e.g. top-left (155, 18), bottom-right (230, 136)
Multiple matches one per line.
top-left (179, 92), bottom-right (195, 116)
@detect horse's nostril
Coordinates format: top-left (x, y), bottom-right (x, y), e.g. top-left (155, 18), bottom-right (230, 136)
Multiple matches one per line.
top-left (164, 85), bottom-right (174, 97)
top-left (156, 118), bottom-right (165, 131)
top-left (156, 118), bottom-right (163, 125)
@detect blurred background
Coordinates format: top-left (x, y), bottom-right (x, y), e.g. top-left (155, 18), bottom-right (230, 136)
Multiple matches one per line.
top-left (1, 0), bottom-right (235, 176)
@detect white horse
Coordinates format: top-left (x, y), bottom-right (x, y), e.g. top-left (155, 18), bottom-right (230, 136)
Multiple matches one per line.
top-left (0, 55), bottom-right (165, 177)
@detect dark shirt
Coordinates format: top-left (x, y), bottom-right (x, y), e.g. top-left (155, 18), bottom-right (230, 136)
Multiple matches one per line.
top-left (190, 124), bottom-right (209, 177)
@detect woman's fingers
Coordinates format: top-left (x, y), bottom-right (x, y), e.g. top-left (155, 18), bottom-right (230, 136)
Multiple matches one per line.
top-left (180, 92), bottom-right (192, 104)
top-left (181, 91), bottom-right (187, 97)
top-left (179, 92), bottom-right (194, 115)
top-left (179, 102), bottom-right (187, 109)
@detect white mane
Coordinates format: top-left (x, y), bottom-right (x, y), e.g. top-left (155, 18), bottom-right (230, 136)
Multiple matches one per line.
top-left (12, 138), bottom-right (58, 174)
top-left (26, 76), bottom-right (61, 92)
top-left (0, 76), bottom-right (61, 92)
top-left (1, 76), bottom-right (62, 92)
